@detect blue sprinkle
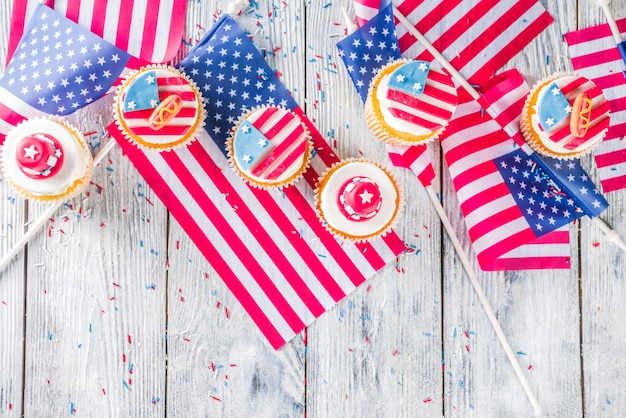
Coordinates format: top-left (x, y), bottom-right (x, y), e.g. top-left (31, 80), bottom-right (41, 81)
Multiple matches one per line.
top-left (48, 333), bottom-right (53, 340)
top-left (88, 323), bottom-right (92, 333)
top-left (517, 351), bottom-right (527, 356)
top-left (69, 402), bottom-right (75, 415)
top-left (123, 380), bottom-right (130, 390)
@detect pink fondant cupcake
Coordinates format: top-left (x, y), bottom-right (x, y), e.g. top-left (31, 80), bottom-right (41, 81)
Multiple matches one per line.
top-left (227, 106), bottom-right (313, 189)
top-left (1, 117), bottom-right (93, 201)
top-left (314, 159), bottom-right (403, 242)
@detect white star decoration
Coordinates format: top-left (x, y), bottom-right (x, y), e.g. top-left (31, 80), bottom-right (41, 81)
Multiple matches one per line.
top-left (359, 189), bottom-right (374, 204)
top-left (23, 145), bottom-right (39, 160)
top-left (418, 62), bottom-right (428, 71)
top-left (551, 86), bottom-right (560, 96)
top-left (395, 74), bottom-right (406, 83)
top-left (242, 154), bottom-right (252, 163)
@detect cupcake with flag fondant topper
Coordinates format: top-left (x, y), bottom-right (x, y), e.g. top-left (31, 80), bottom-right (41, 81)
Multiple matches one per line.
top-left (227, 106), bottom-right (313, 189)
top-left (314, 158), bottom-right (403, 242)
top-left (364, 59), bottom-right (458, 146)
top-left (521, 73), bottom-right (610, 159)
top-left (113, 65), bottom-right (205, 151)
top-left (1, 117), bottom-right (93, 201)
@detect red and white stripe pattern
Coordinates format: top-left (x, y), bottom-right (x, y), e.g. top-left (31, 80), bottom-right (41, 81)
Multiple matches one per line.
top-left (541, 78), bottom-right (609, 151)
top-left (120, 69), bottom-right (200, 145)
top-left (354, 1), bottom-right (567, 270)
top-left (234, 107), bottom-right (309, 183)
top-left (565, 19), bottom-right (626, 192)
top-left (7, 0), bottom-right (186, 65)
top-left (440, 70), bottom-right (571, 270)
top-left (109, 111), bottom-right (406, 349)
top-left (383, 64), bottom-right (457, 133)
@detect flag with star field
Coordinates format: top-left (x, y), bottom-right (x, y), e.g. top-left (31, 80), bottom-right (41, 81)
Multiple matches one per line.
top-left (441, 70), bottom-right (608, 270)
top-left (0, 4), bottom-right (130, 144)
top-left (108, 15), bottom-right (407, 349)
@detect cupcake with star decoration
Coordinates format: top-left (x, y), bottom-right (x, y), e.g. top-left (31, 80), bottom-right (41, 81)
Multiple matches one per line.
top-left (314, 158), bottom-right (403, 242)
top-left (113, 65), bottom-right (205, 151)
top-left (364, 59), bottom-right (458, 145)
top-left (521, 73), bottom-right (610, 159)
top-left (1, 117), bottom-right (93, 201)
top-left (226, 106), bottom-right (313, 189)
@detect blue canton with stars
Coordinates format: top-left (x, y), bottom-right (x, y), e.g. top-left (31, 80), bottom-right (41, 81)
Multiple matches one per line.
top-left (537, 82), bottom-right (572, 129)
top-left (178, 15), bottom-right (299, 156)
top-left (495, 149), bottom-right (608, 236)
top-left (336, 0), bottom-right (400, 102)
top-left (0, 4), bottom-right (130, 116)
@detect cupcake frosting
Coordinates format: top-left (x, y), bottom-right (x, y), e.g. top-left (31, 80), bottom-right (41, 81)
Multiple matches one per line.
top-left (228, 106), bottom-right (312, 188)
top-left (2, 118), bottom-right (93, 201)
top-left (114, 66), bottom-right (205, 150)
top-left (315, 159), bottom-right (402, 242)
top-left (522, 74), bottom-right (610, 158)
top-left (365, 59), bottom-right (457, 145)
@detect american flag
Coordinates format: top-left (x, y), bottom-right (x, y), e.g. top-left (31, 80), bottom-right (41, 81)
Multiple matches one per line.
top-left (340, 1), bottom-right (591, 270)
top-left (7, 0), bottom-right (187, 65)
top-left (441, 70), bottom-right (608, 270)
top-left (0, 4), bottom-right (130, 144)
top-left (107, 15), bottom-right (407, 349)
top-left (565, 19), bottom-right (626, 193)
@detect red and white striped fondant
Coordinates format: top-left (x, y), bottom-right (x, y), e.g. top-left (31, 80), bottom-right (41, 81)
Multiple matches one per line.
top-left (117, 67), bottom-right (202, 148)
top-left (384, 65), bottom-right (457, 133)
top-left (524, 75), bottom-right (610, 157)
top-left (366, 60), bottom-right (458, 145)
top-left (231, 106), bottom-right (310, 187)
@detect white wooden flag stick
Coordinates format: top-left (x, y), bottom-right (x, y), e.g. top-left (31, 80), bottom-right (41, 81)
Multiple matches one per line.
top-left (597, 0), bottom-right (624, 44)
top-left (391, 6), bottom-right (545, 413)
top-left (0, 137), bottom-right (117, 275)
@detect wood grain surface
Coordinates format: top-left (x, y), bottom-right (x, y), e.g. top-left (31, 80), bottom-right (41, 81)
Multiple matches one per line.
top-left (0, 0), bottom-right (625, 417)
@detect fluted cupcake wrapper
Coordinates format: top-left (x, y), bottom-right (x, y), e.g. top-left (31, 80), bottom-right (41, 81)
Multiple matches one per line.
top-left (226, 105), bottom-right (313, 190)
top-left (314, 158), bottom-right (404, 243)
top-left (1, 116), bottom-right (94, 202)
top-left (113, 65), bottom-right (206, 152)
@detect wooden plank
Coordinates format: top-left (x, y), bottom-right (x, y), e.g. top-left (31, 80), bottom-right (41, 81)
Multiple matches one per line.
top-left (440, 1), bottom-right (584, 416)
top-left (20, 106), bottom-right (169, 416)
top-left (304, 2), bottom-right (445, 417)
top-left (577, 0), bottom-right (626, 415)
top-left (0, 2), bottom-right (27, 416)
top-left (164, 2), bottom-right (306, 416)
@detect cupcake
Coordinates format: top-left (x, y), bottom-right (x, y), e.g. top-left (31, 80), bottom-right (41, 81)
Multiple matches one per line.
top-left (521, 73), bottom-right (610, 159)
top-left (364, 59), bottom-right (458, 145)
top-left (227, 106), bottom-right (313, 189)
top-left (1, 117), bottom-right (93, 201)
top-left (314, 159), bottom-right (402, 242)
top-left (113, 65), bottom-right (205, 150)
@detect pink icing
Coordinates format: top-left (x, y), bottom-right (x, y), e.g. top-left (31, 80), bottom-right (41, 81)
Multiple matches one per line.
top-left (15, 133), bottom-right (64, 179)
top-left (337, 177), bottom-right (382, 222)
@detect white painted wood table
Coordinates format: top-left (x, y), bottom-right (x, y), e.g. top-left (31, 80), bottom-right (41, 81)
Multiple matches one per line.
top-left (1, 0), bottom-right (625, 416)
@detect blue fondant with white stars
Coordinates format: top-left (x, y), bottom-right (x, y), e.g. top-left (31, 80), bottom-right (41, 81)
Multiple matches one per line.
top-left (123, 70), bottom-right (160, 112)
top-left (387, 60), bottom-right (430, 96)
top-left (233, 120), bottom-right (270, 170)
top-left (537, 82), bottom-right (571, 130)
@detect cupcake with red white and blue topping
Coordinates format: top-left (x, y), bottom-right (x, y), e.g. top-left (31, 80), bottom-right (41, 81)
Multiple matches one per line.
top-left (1, 117), bottom-right (93, 201)
top-left (521, 73), bottom-right (610, 159)
top-left (227, 106), bottom-right (313, 189)
top-left (364, 59), bottom-right (458, 145)
top-left (114, 65), bottom-right (205, 151)
top-left (314, 159), bottom-right (403, 242)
